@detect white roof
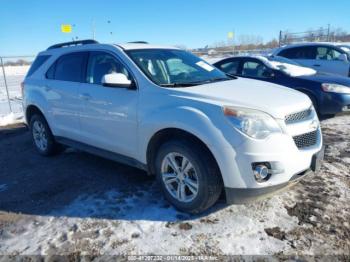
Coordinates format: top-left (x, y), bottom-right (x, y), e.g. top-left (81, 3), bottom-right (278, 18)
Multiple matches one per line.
top-left (278, 42), bottom-right (350, 50)
top-left (116, 43), bottom-right (180, 50)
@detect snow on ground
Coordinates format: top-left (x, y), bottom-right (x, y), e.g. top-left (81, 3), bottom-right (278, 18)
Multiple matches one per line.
top-left (0, 188), bottom-right (297, 255)
top-left (0, 112), bottom-right (23, 126)
top-left (0, 65), bottom-right (29, 126)
top-left (0, 115), bottom-right (349, 256)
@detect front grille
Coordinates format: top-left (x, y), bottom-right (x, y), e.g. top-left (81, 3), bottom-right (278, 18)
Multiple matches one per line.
top-left (293, 130), bottom-right (318, 149)
top-left (285, 108), bottom-right (312, 124)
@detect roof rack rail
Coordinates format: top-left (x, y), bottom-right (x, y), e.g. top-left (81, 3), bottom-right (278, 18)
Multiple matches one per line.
top-left (128, 41), bottom-right (149, 44)
top-left (47, 39), bottom-right (99, 50)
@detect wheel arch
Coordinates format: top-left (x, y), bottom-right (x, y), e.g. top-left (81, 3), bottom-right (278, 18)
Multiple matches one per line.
top-left (25, 104), bottom-right (45, 125)
top-left (146, 128), bottom-right (222, 181)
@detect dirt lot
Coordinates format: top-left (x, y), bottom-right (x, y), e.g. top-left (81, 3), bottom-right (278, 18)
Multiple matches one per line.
top-left (0, 115), bottom-right (349, 257)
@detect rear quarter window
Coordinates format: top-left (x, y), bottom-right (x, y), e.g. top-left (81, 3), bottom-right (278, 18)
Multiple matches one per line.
top-left (26, 55), bottom-right (51, 77)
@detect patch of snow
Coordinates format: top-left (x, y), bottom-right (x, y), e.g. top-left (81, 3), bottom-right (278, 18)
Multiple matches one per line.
top-left (2, 65), bottom-right (30, 76)
top-left (0, 186), bottom-right (299, 255)
top-left (0, 65), bottom-right (28, 125)
top-left (269, 61), bottom-right (316, 77)
top-left (0, 112), bottom-right (23, 126)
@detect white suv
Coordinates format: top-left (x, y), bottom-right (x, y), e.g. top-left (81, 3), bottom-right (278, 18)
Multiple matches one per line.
top-left (23, 40), bottom-right (324, 213)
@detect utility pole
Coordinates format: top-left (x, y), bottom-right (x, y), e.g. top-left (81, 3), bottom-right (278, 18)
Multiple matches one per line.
top-left (0, 57), bottom-right (12, 113)
top-left (279, 30), bottom-right (282, 47)
top-left (327, 24), bottom-right (330, 42)
top-left (91, 19), bottom-right (96, 40)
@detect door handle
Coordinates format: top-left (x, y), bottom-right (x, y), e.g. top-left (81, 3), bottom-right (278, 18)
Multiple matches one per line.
top-left (44, 85), bottom-right (51, 92)
top-left (313, 64), bottom-right (321, 67)
top-left (79, 93), bottom-right (91, 100)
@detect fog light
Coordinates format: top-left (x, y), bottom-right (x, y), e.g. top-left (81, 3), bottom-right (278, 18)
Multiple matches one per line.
top-left (253, 164), bottom-right (269, 182)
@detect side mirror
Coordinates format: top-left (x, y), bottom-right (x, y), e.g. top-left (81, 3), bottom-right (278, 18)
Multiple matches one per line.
top-left (337, 54), bottom-right (348, 62)
top-left (102, 73), bottom-right (133, 88)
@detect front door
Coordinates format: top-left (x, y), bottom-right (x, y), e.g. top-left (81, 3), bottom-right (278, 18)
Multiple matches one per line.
top-left (78, 51), bottom-right (139, 158)
top-left (313, 46), bottom-right (350, 76)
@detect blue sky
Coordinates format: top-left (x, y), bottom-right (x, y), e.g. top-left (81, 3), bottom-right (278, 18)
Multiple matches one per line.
top-left (1, 0), bottom-right (349, 56)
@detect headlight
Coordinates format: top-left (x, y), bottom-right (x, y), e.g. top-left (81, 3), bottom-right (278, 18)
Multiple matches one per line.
top-left (322, 83), bottom-right (350, 94)
top-left (223, 106), bottom-right (282, 139)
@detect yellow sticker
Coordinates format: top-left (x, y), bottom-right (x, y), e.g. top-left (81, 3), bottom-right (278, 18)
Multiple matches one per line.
top-left (61, 24), bottom-right (72, 33)
top-left (227, 32), bottom-right (234, 39)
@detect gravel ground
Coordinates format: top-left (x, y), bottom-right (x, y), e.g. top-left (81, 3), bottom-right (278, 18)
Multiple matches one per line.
top-left (0, 115), bottom-right (349, 258)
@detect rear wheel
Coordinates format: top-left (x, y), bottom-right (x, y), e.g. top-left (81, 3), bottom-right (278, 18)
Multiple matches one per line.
top-left (30, 114), bottom-right (62, 156)
top-left (155, 140), bottom-right (222, 214)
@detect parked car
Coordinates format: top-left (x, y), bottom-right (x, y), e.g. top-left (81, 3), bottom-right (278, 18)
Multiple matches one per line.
top-left (273, 42), bottom-right (350, 77)
top-left (213, 55), bottom-right (350, 117)
top-left (23, 40), bottom-right (324, 213)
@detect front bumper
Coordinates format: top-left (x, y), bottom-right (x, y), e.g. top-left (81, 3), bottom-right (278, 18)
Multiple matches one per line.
top-left (320, 93), bottom-right (350, 115)
top-left (225, 146), bottom-right (325, 204)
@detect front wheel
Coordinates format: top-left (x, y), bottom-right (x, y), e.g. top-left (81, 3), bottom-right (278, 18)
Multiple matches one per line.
top-left (155, 140), bottom-right (223, 214)
top-left (30, 114), bottom-right (62, 156)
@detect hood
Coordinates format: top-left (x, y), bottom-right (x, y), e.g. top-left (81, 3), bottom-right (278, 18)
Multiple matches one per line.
top-left (171, 78), bottom-right (311, 119)
top-left (298, 73), bottom-right (350, 86)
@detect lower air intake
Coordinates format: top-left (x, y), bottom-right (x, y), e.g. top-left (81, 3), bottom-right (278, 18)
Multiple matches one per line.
top-left (293, 130), bottom-right (318, 149)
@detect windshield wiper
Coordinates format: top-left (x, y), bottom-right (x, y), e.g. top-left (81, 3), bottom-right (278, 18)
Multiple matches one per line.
top-left (209, 77), bottom-right (232, 82)
top-left (159, 82), bottom-right (199, 87)
top-left (159, 77), bottom-right (233, 88)
top-left (184, 77), bottom-right (232, 86)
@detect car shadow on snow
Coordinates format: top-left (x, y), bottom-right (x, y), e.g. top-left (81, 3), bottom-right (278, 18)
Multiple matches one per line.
top-left (0, 124), bottom-right (226, 222)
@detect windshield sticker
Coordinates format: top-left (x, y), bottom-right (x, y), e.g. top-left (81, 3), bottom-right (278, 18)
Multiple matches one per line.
top-left (196, 61), bottom-right (215, 72)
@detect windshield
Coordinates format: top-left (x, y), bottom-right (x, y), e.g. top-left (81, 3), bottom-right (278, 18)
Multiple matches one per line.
top-left (126, 49), bottom-right (230, 87)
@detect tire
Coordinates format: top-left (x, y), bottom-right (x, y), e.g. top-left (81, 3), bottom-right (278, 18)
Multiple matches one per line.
top-left (155, 139), bottom-right (223, 214)
top-left (29, 114), bottom-right (62, 156)
top-left (308, 95), bottom-right (335, 120)
top-left (308, 94), bottom-right (319, 114)
top-left (305, 93), bottom-right (324, 119)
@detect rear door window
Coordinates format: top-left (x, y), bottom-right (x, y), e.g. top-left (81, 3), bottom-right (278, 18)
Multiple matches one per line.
top-left (49, 52), bottom-right (88, 82)
top-left (26, 55), bottom-right (51, 77)
top-left (279, 46), bottom-right (316, 59)
top-left (217, 59), bottom-right (240, 75)
top-left (241, 60), bottom-right (270, 78)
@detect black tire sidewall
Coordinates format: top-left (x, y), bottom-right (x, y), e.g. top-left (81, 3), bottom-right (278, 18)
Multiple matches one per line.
top-left (155, 140), bottom-right (219, 213)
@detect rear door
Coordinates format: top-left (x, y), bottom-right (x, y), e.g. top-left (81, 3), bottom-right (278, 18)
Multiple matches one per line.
top-left (278, 46), bottom-right (317, 69)
top-left (238, 58), bottom-right (275, 81)
top-left (45, 52), bottom-right (88, 140)
top-left (78, 51), bottom-right (138, 158)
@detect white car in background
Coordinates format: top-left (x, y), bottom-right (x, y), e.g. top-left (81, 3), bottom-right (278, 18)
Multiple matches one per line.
top-left (23, 40), bottom-right (324, 213)
top-left (273, 42), bottom-right (350, 77)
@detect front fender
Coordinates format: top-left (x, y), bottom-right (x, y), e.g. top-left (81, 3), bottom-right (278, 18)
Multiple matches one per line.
top-left (138, 105), bottom-right (244, 188)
